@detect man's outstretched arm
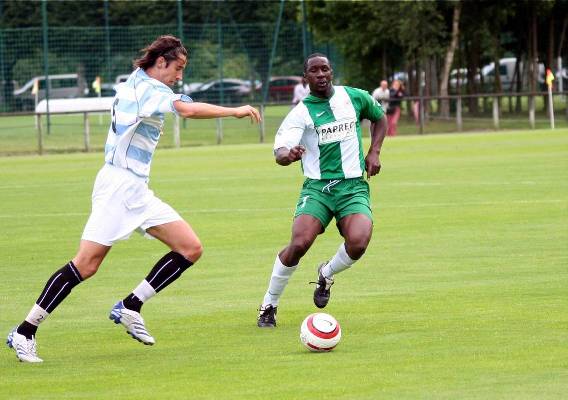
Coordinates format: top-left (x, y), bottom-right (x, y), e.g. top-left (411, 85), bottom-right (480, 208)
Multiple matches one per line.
top-left (174, 101), bottom-right (261, 123)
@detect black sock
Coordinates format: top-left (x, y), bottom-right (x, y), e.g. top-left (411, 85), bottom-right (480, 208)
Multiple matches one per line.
top-left (145, 251), bottom-right (193, 292)
top-left (35, 261), bottom-right (83, 313)
top-left (122, 252), bottom-right (192, 312)
top-left (16, 262), bottom-right (82, 339)
top-left (17, 321), bottom-right (38, 340)
top-left (122, 293), bottom-right (143, 313)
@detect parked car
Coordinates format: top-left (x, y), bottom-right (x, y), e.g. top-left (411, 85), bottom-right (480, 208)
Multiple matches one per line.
top-left (183, 81), bottom-right (204, 95)
top-left (13, 73), bottom-right (87, 110)
top-left (260, 76), bottom-right (303, 102)
top-left (449, 68), bottom-right (481, 89)
top-left (188, 78), bottom-right (253, 104)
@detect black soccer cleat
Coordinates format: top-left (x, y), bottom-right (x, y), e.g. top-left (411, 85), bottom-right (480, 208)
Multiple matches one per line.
top-left (311, 262), bottom-right (334, 309)
top-left (257, 304), bottom-right (277, 328)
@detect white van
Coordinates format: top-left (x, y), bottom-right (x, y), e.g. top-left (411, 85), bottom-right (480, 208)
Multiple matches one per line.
top-left (13, 73), bottom-right (86, 110)
top-left (482, 58), bottom-right (544, 91)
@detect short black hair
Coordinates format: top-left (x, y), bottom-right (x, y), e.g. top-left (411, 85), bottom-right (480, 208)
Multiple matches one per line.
top-left (303, 53), bottom-right (329, 73)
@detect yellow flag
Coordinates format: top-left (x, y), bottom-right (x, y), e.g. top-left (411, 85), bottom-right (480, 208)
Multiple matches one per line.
top-left (92, 76), bottom-right (101, 94)
top-left (31, 78), bottom-right (39, 95)
top-left (545, 69), bottom-right (554, 87)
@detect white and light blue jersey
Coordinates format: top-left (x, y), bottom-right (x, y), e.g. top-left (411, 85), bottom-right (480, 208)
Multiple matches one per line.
top-left (104, 68), bottom-right (191, 179)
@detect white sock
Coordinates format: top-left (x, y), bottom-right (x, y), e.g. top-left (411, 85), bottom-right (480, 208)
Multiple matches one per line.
top-left (262, 255), bottom-right (297, 307)
top-left (25, 304), bottom-right (49, 326)
top-left (321, 243), bottom-right (356, 278)
top-left (133, 280), bottom-right (157, 303)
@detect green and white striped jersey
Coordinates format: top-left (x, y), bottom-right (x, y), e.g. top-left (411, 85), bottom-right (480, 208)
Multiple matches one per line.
top-left (274, 85), bottom-right (384, 180)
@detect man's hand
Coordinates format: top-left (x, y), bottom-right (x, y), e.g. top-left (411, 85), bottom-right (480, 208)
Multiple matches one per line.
top-left (275, 145), bottom-right (306, 166)
top-left (365, 117), bottom-right (386, 179)
top-left (233, 105), bottom-right (261, 123)
top-left (364, 152), bottom-right (381, 180)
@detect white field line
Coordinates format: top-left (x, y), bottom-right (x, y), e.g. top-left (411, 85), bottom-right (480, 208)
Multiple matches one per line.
top-left (0, 180), bottom-right (561, 191)
top-left (0, 199), bottom-right (564, 220)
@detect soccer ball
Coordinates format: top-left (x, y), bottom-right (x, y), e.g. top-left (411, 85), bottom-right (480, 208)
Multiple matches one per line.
top-left (300, 313), bottom-right (341, 352)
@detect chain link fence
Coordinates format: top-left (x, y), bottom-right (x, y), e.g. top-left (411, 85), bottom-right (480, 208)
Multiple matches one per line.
top-left (0, 18), bottom-right (564, 156)
top-left (0, 20), bottom-right (343, 155)
top-left (0, 22), bottom-right (340, 113)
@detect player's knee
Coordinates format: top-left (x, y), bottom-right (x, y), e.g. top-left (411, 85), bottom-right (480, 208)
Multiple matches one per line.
top-left (345, 238), bottom-right (370, 260)
top-left (348, 244), bottom-right (366, 260)
top-left (289, 239), bottom-right (311, 259)
top-left (73, 259), bottom-right (101, 279)
top-left (178, 240), bottom-right (203, 263)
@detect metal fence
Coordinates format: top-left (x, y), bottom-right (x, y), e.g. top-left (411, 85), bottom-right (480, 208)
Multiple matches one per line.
top-left (1, 15), bottom-right (566, 156)
top-left (0, 20), bottom-right (340, 114)
top-left (0, 91), bottom-right (564, 156)
top-left (405, 91), bottom-right (568, 134)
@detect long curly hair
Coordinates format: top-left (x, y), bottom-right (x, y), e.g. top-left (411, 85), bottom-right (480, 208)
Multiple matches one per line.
top-left (134, 35), bottom-right (188, 69)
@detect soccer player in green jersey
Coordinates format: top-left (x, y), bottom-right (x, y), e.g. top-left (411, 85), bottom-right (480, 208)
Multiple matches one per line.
top-left (257, 54), bottom-right (387, 327)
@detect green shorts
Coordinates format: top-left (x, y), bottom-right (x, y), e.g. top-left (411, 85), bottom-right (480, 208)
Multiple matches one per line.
top-left (294, 177), bottom-right (373, 231)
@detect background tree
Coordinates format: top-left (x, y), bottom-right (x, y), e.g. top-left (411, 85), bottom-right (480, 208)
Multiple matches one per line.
top-left (0, 0), bottom-right (565, 113)
top-left (439, 1), bottom-right (461, 118)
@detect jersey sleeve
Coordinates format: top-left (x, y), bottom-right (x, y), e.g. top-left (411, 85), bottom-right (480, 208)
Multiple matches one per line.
top-left (349, 87), bottom-right (385, 122)
top-left (273, 106), bottom-right (307, 151)
top-left (138, 82), bottom-right (192, 117)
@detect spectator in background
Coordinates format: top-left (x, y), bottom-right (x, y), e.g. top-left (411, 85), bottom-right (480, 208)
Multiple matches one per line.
top-left (372, 80), bottom-right (390, 110)
top-left (386, 79), bottom-right (404, 136)
top-left (292, 78), bottom-right (310, 106)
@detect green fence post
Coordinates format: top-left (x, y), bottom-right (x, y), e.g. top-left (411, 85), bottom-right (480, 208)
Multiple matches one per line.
top-left (41, 0), bottom-right (51, 136)
top-left (104, 0), bottom-right (111, 84)
top-left (217, 14), bottom-right (224, 143)
top-left (174, 0), bottom-right (184, 144)
top-left (262, 0), bottom-right (285, 105)
top-left (301, 0), bottom-right (308, 60)
top-left (218, 16), bottom-right (224, 105)
top-left (0, 10), bottom-right (5, 111)
top-left (178, 0), bottom-right (187, 131)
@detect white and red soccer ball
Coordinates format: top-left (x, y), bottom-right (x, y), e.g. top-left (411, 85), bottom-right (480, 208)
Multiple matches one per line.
top-left (300, 312), bottom-right (341, 352)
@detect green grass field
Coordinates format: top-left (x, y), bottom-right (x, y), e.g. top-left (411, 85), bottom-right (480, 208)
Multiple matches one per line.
top-left (1, 129), bottom-right (567, 399)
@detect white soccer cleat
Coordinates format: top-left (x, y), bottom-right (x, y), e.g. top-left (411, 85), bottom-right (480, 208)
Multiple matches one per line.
top-left (6, 327), bottom-right (43, 363)
top-left (109, 301), bottom-right (155, 345)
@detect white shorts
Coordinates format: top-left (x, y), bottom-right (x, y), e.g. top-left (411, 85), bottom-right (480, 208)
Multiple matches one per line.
top-left (81, 164), bottom-right (182, 246)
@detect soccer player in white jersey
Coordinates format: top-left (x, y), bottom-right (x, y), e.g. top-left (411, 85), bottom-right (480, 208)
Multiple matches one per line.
top-left (6, 35), bottom-right (261, 362)
top-left (257, 54), bottom-right (386, 328)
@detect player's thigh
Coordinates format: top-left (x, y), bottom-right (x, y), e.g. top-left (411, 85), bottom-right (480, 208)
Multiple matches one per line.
top-left (280, 214), bottom-right (323, 265)
top-left (294, 180), bottom-right (334, 233)
top-left (291, 214), bottom-right (324, 247)
top-left (338, 213), bottom-right (373, 244)
top-left (335, 179), bottom-right (373, 242)
top-left (146, 220), bottom-right (202, 260)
